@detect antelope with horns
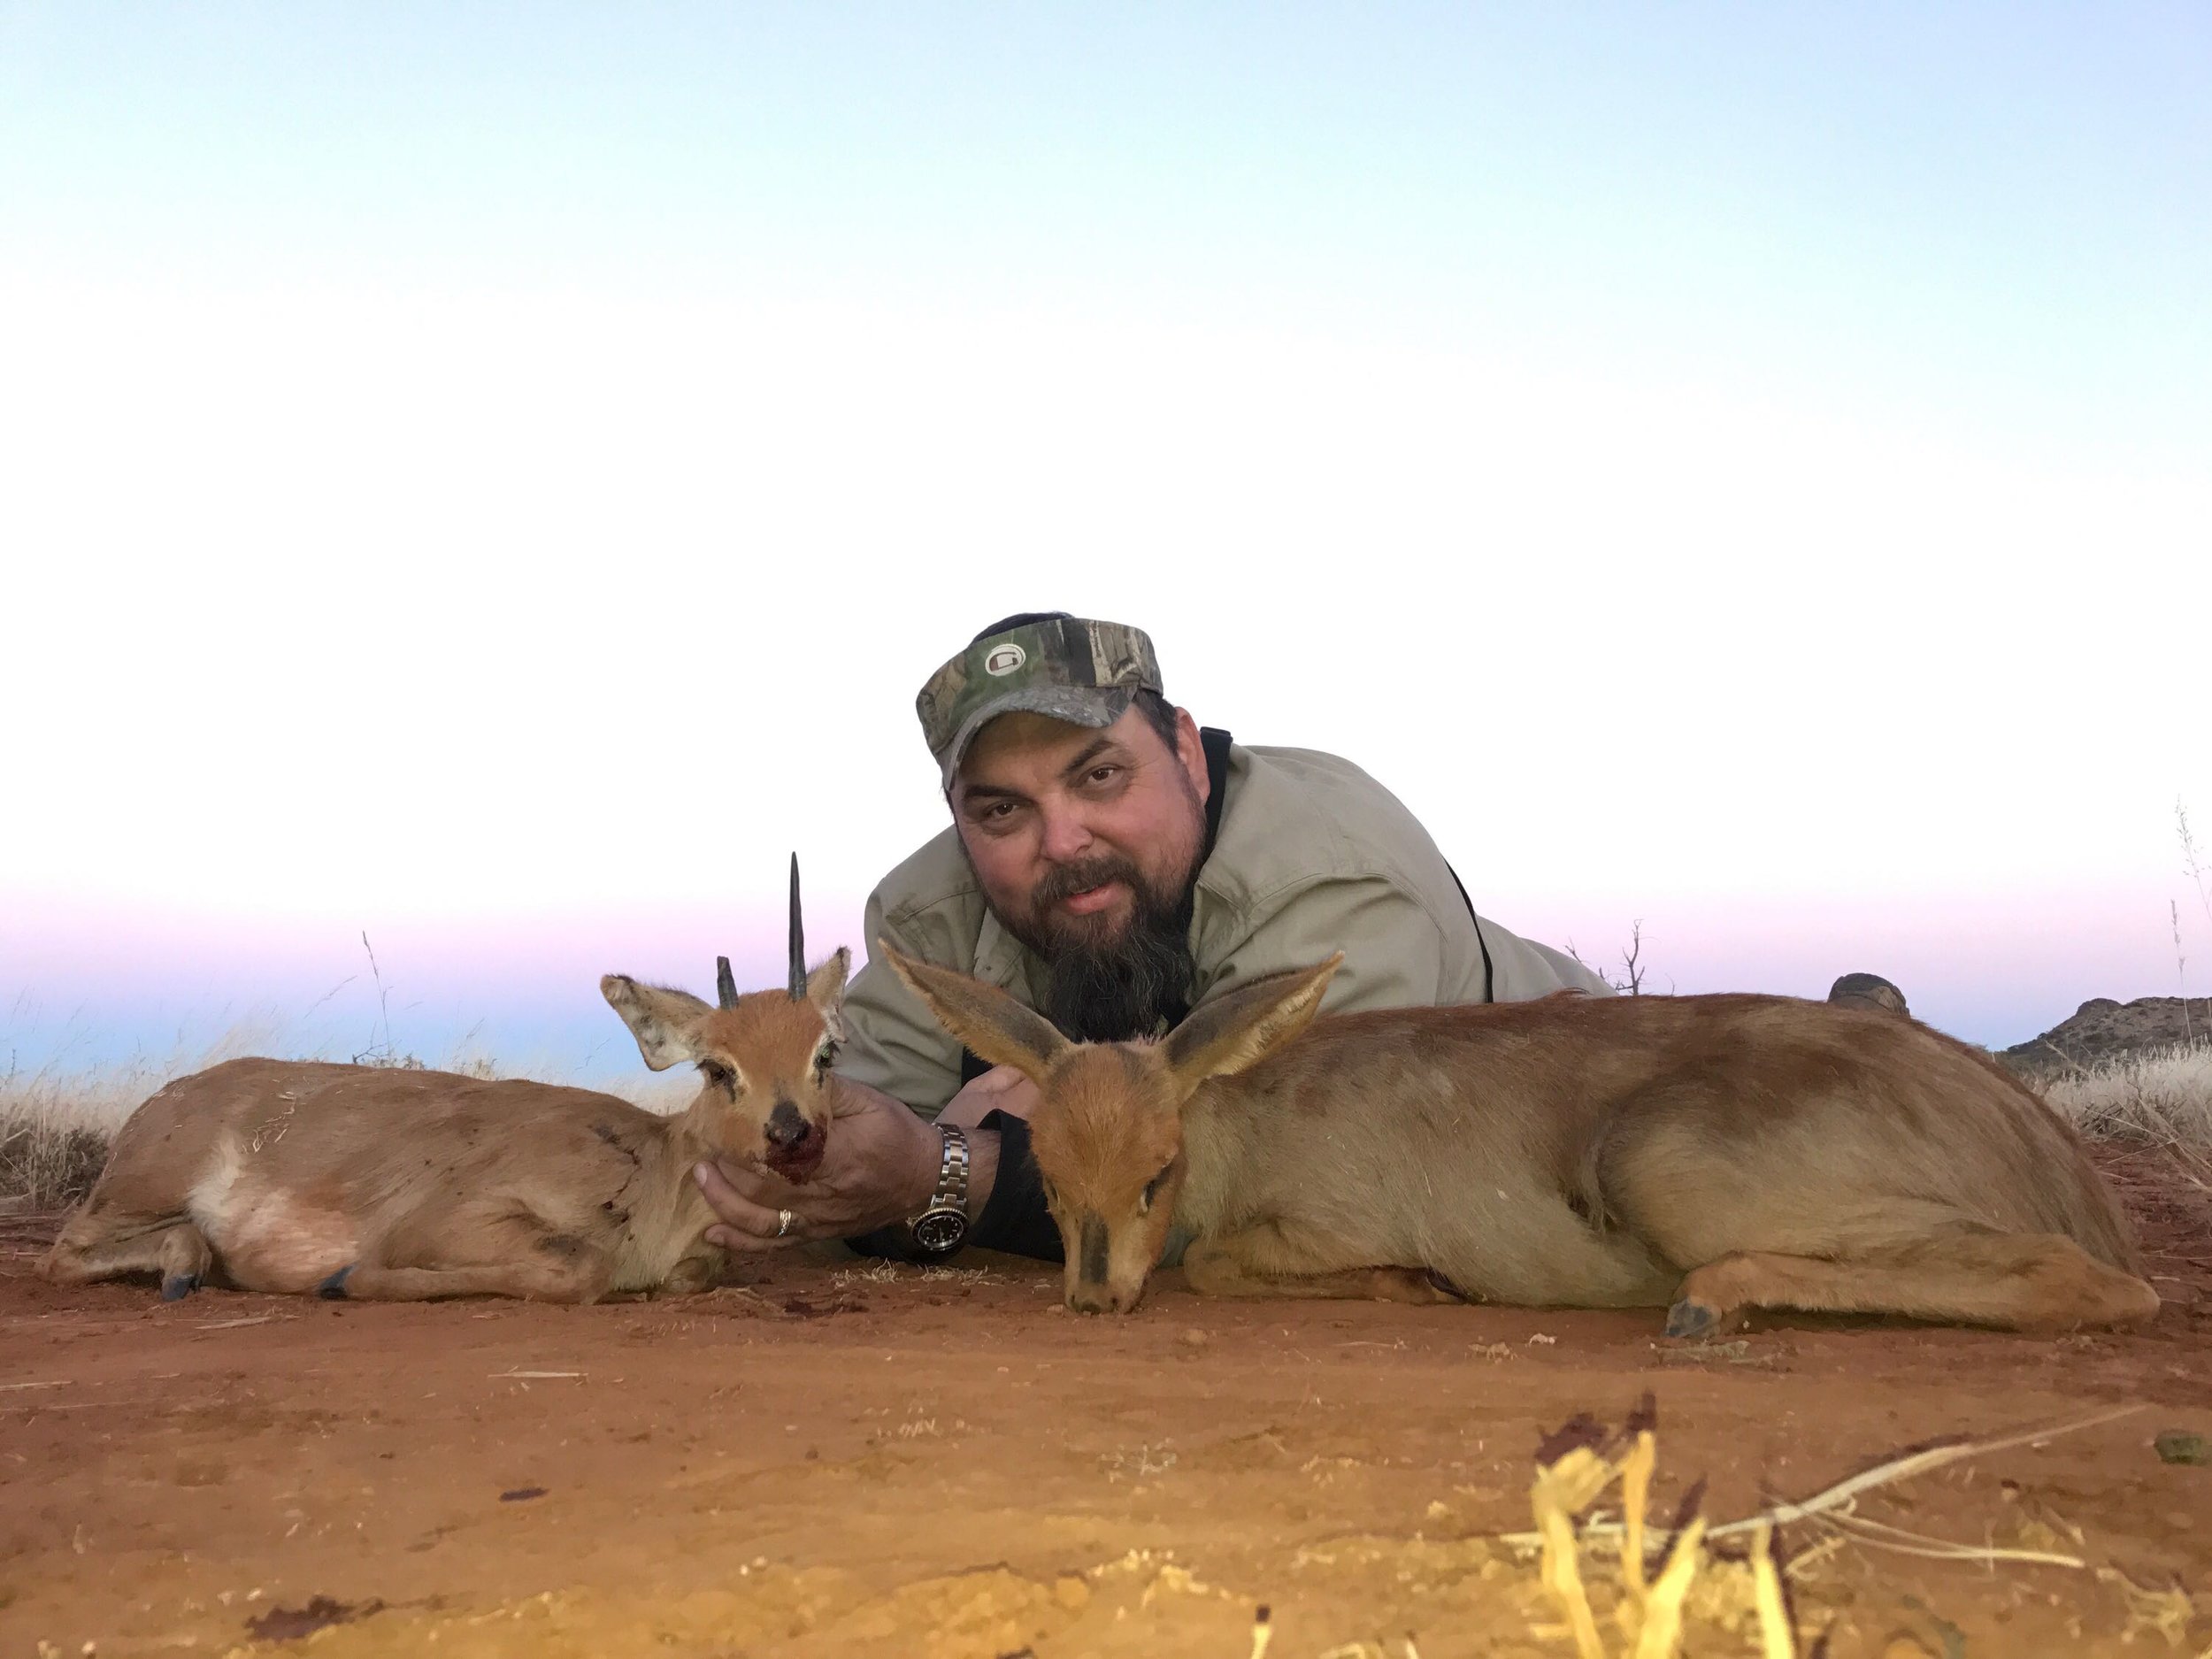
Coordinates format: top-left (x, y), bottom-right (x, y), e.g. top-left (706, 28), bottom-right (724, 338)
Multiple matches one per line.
top-left (44, 859), bottom-right (849, 1303)
top-left (885, 948), bottom-right (2159, 1334)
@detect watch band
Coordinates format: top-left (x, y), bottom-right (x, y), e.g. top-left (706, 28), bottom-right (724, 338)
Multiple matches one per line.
top-left (907, 1125), bottom-right (971, 1256)
top-left (936, 1124), bottom-right (970, 1210)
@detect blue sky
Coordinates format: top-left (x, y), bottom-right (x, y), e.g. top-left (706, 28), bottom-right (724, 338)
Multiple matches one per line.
top-left (3, 4), bottom-right (2207, 1079)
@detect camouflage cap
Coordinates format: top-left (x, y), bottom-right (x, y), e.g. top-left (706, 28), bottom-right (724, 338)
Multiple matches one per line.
top-left (917, 616), bottom-right (1164, 787)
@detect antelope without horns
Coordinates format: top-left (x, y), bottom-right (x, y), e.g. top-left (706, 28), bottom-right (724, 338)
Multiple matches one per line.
top-left (47, 866), bottom-right (851, 1305)
top-left (884, 947), bottom-right (2159, 1334)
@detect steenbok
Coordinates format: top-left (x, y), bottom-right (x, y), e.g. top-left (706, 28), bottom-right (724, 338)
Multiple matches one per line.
top-left (46, 861), bottom-right (847, 1303)
top-left (886, 947), bottom-right (2158, 1334)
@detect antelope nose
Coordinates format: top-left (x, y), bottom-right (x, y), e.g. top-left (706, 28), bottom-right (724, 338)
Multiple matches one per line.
top-left (765, 1101), bottom-right (809, 1148)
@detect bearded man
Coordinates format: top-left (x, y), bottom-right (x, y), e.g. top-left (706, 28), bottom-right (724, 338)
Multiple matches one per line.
top-left (692, 612), bottom-right (1611, 1263)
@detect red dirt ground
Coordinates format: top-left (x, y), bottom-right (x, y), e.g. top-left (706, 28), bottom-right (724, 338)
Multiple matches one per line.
top-left (2, 1147), bottom-right (2207, 1659)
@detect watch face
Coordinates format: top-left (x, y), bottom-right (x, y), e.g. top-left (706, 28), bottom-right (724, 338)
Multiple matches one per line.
top-left (911, 1210), bottom-right (968, 1255)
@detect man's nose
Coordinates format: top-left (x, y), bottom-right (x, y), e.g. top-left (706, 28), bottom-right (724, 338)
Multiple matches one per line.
top-left (1036, 803), bottom-right (1094, 865)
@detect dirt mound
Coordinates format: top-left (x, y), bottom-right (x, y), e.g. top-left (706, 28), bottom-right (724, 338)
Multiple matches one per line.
top-left (4, 1148), bottom-right (2209, 1656)
top-left (2000, 996), bottom-right (2212, 1076)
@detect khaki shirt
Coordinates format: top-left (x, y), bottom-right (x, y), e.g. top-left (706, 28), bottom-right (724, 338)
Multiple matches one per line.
top-left (838, 741), bottom-right (1610, 1115)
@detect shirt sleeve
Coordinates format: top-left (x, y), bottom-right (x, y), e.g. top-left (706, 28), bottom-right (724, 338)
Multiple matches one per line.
top-left (833, 887), bottom-right (970, 1120)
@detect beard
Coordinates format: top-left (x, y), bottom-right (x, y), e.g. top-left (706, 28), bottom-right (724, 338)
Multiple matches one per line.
top-left (977, 846), bottom-right (1201, 1044)
top-left (1032, 853), bottom-right (1198, 1042)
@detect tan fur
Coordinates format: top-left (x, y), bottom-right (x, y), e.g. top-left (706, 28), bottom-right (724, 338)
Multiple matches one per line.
top-left (885, 948), bottom-right (2159, 1334)
top-left (44, 955), bottom-right (853, 1305)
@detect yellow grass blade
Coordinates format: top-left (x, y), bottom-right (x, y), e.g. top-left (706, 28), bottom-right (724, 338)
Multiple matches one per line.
top-left (1532, 1448), bottom-right (1615, 1659)
top-left (1631, 1513), bottom-right (1706, 1659)
top-left (1750, 1520), bottom-right (1794, 1659)
top-left (1498, 1405), bottom-right (2140, 1553)
top-left (1620, 1428), bottom-right (1655, 1600)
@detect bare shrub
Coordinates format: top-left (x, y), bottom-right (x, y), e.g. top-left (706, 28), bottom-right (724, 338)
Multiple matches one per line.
top-left (0, 1109), bottom-right (111, 1208)
top-left (1568, 919), bottom-right (1651, 995)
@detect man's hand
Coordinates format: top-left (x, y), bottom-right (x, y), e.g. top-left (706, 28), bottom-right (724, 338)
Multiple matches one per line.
top-left (934, 1064), bottom-right (1041, 1130)
top-left (695, 1076), bottom-right (1009, 1253)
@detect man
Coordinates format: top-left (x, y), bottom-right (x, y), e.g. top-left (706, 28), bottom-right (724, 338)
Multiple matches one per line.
top-left (693, 612), bottom-right (1610, 1263)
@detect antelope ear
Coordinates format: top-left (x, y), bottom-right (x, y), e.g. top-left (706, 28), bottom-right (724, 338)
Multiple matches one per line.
top-left (1163, 954), bottom-right (1342, 1092)
top-left (879, 942), bottom-right (1071, 1086)
top-left (601, 975), bottom-right (712, 1071)
top-left (805, 947), bottom-right (853, 1044)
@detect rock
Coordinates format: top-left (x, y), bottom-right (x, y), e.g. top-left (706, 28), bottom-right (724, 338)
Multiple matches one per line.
top-left (1997, 995), bottom-right (2212, 1076)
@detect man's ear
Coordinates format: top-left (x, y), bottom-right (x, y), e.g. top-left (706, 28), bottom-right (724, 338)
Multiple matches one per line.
top-left (879, 942), bottom-right (1071, 1086)
top-left (600, 975), bottom-right (712, 1071)
top-left (1172, 705), bottom-right (1210, 808)
top-left (1163, 954), bottom-right (1342, 1093)
top-left (804, 947), bottom-right (853, 1043)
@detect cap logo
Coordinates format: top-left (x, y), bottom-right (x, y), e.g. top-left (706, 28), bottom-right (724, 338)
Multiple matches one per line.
top-left (983, 643), bottom-right (1026, 677)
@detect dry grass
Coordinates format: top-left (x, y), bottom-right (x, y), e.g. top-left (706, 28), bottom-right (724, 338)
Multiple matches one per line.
top-left (0, 1055), bottom-right (170, 1209)
top-left (6, 1030), bottom-right (2209, 1210)
top-left (2034, 1041), bottom-right (2212, 1151)
top-left (1504, 1403), bottom-right (2154, 1657)
top-left (0, 1107), bottom-right (112, 1210)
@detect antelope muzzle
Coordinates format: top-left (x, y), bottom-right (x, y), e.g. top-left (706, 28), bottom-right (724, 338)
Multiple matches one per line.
top-left (761, 1097), bottom-right (828, 1183)
top-left (1064, 1214), bottom-right (1148, 1315)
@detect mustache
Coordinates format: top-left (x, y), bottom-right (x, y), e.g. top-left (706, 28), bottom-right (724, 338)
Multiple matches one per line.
top-left (1033, 854), bottom-right (1145, 909)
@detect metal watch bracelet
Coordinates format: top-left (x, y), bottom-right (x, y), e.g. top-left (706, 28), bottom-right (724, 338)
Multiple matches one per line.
top-left (907, 1125), bottom-right (971, 1256)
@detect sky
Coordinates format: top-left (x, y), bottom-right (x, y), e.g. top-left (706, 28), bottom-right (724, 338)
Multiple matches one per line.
top-left (2, 3), bottom-right (2207, 1085)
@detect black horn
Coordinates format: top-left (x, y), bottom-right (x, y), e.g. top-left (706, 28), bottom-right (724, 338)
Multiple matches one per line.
top-left (715, 956), bottom-right (738, 1010)
top-left (787, 853), bottom-right (806, 1000)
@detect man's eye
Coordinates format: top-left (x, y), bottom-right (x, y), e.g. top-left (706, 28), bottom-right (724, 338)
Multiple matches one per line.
top-left (1087, 765), bottom-right (1119, 786)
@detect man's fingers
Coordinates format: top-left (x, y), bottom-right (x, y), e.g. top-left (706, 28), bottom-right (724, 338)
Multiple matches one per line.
top-left (707, 1223), bottom-right (786, 1254)
top-left (692, 1161), bottom-right (793, 1252)
top-left (939, 1063), bottom-right (1041, 1129)
top-left (989, 1074), bottom-right (1043, 1123)
top-left (691, 1158), bottom-right (762, 1221)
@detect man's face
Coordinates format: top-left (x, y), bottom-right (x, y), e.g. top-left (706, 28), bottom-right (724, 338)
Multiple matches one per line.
top-left (950, 703), bottom-right (1210, 958)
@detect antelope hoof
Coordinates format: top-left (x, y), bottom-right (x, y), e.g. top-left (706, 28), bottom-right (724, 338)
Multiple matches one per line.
top-left (1663, 1298), bottom-right (1721, 1340)
top-left (160, 1272), bottom-right (202, 1302)
top-left (1425, 1268), bottom-right (1474, 1303)
top-left (318, 1265), bottom-right (356, 1300)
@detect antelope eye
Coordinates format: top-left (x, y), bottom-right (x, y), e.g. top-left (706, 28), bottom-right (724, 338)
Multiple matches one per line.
top-left (813, 1041), bottom-right (839, 1076)
top-left (1141, 1162), bottom-right (1173, 1212)
top-left (697, 1060), bottom-right (735, 1091)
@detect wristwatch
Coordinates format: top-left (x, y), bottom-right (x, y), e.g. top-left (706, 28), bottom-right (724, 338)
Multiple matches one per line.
top-left (906, 1125), bottom-right (972, 1258)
